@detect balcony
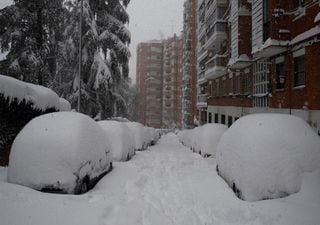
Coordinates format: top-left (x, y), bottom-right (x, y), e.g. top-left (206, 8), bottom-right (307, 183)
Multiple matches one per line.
top-left (197, 70), bottom-right (206, 84)
top-left (197, 94), bottom-right (207, 108)
top-left (205, 21), bottom-right (227, 49)
top-left (204, 55), bottom-right (227, 79)
top-left (228, 54), bottom-right (252, 70)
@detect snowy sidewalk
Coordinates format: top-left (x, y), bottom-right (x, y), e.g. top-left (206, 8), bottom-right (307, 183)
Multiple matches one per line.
top-left (0, 133), bottom-right (319, 225)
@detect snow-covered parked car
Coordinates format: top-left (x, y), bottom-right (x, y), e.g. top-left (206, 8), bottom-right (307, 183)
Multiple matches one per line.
top-left (216, 113), bottom-right (320, 201)
top-left (125, 122), bottom-right (147, 151)
top-left (98, 120), bottom-right (135, 161)
top-left (145, 127), bottom-right (159, 146)
top-left (7, 112), bottom-right (113, 194)
top-left (197, 123), bottom-right (227, 157)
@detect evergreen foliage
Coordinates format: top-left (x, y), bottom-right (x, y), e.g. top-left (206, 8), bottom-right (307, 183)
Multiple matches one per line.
top-left (0, 0), bottom-right (132, 119)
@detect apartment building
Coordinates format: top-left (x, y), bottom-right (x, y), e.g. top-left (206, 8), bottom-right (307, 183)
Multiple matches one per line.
top-left (162, 35), bottom-right (184, 128)
top-left (197, 0), bottom-right (229, 124)
top-left (136, 41), bottom-right (163, 128)
top-left (136, 35), bottom-right (183, 129)
top-left (182, 0), bottom-right (198, 129)
top-left (197, 0), bottom-right (320, 135)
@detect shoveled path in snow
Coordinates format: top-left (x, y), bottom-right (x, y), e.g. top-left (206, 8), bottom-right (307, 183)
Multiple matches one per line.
top-left (0, 133), bottom-right (319, 225)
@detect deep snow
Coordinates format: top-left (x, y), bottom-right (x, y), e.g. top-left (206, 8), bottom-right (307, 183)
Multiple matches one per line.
top-left (0, 134), bottom-right (319, 225)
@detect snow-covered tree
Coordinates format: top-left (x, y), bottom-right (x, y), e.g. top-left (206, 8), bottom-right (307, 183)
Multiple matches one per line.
top-left (58, 0), bottom-right (131, 118)
top-left (0, 0), bottom-right (66, 86)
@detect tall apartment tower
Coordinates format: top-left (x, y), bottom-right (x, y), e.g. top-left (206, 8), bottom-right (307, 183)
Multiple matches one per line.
top-left (197, 0), bottom-right (229, 124)
top-left (136, 41), bottom-right (163, 128)
top-left (196, 0), bottom-right (320, 135)
top-left (162, 34), bottom-right (184, 129)
top-left (182, 0), bottom-right (198, 129)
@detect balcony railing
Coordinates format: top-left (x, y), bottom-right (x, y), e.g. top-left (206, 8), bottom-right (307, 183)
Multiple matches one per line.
top-left (197, 94), bottom-right (207, 107)
top-left (205, 55), bottom-right (227, 79)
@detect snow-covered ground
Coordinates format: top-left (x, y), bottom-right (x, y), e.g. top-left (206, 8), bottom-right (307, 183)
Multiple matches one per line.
top-left (0, 134), bottom-right (319, 225)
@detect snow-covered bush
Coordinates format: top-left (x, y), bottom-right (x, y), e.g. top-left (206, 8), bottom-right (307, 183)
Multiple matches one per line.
top-left (7, 112), bottom-right (112, 194)
top-left (190, 126), bottom-right (202, 153)
top-left (98, 120), bottom-right (135, 161)
top-left (125, 122), bottom-right (146, 151)
top-left (0, 75), bottom-right (72, 165)
top-left (197, 124), bottom-right (228, 157)
top-left (216, 113), bottom-right (320, 201)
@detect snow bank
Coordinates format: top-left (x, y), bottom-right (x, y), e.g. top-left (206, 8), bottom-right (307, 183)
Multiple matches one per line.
top-left (0, 74), bottom-right (60, 111)
top-left (216, 113), bottom-right (320, 201)
top-left (7, 112), bottom-right (112, 194)
top-left (98, 120), bottom-right (135, 161)
top-left (125, 122), bottom-right (146, 151)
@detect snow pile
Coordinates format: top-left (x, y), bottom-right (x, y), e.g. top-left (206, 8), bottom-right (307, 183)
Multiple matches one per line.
top-left (0, 74), bottom-right (60, 111)
top-left (216, 113), bottom-right (320, 201)
top-left (7, 112), bottom-right (112, 194)
top-left (98, 120), bottom-right (135, 161)
top-left (125, 122), bottom-right (147, 151)
top-left (58, 98), bottom-right (71, 111)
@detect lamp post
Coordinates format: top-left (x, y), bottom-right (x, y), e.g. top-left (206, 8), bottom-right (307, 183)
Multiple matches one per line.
top-left (77, 0), bottom-right (83, 113)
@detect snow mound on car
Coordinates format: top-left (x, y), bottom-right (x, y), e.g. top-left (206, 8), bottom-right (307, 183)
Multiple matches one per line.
top-left (98, 120), bottom-right (135, 161)
top-left (216, 113), bottom-right (320, 201)
top-left (7, 112), bottom-right (112, 193)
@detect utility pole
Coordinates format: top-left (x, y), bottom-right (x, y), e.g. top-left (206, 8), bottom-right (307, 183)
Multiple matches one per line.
top-left (77, 0), bottom-right (83, 113)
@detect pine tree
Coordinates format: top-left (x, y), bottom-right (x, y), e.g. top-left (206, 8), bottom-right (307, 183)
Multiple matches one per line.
top-left (0, 0), bottom-right (65, 86)
top-left (59, 0), bottom-right (131, 118)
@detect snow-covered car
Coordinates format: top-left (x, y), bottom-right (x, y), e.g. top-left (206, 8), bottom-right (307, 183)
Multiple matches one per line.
top-left (98, 120), bottom-right (135, 161)
top-left (7, 112), bottom-right (113, 194)
top-left (125, 122), bottom-right (147, 151)
top-left (216, 113), bottom-right (320, 201)
top-left (197, 123), bottom-right (228, 157)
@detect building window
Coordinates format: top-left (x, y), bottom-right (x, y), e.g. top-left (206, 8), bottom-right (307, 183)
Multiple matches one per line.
top-left (263, 0), bottom-right (270, 42)
top-left (208, 113), bottom-right (212, 123)
top-left (294, 55), bottom-right (305, 87)
top-left (221, 114), bottom-right (226, 125)
top-left (229, 75), bottom-right (233, 95)
top-left (242, 72), bottom-right (251, 94)
top-left (234, 117), bottom-right (239, 122)
top-left (276, 62), bottom-right (285, 89)
top-left (214, 113), bottom-right (219, 123)
top-left (228, 116), bottom-right (233, 127)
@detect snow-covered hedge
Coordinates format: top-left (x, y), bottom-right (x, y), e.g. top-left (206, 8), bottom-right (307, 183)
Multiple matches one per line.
top-left (178, 124), bottom-right (227, 157)
top-left (0, 75), bottom-right (71, 164)
top-left (216, 114), bottom-right (320, 201)
top-left (8, 112), bottom-right (112, 194)
top-left (98, 120), bottom-right (135, 161)
top-left (0, 75), bottom-right (61, 111)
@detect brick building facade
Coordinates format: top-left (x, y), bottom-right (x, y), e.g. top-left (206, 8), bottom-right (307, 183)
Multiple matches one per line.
top-left (182, 0), bottom-right (198, 129)
top-left (136, 41), bottom-right (163, 128)
top-left (197, 0), bottom-right (320, 135)
top-left (136, 35), bottom-right (183, 129)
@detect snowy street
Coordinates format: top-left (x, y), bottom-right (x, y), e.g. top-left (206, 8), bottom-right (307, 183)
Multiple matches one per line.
top-left (0, 133), bottom-right (319, 225)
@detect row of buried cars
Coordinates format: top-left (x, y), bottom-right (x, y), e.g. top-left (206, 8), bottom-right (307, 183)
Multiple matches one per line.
top-left (7, 112), bottom-right (160, 194)
top-left (178, 113), bottom-right (320, 201)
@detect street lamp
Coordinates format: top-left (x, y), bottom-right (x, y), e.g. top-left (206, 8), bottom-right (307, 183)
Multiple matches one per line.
top-left (77, 0), bottom-right (83, 113)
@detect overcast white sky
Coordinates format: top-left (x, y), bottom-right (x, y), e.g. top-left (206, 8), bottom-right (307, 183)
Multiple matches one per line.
top-left (126, 0), bottom-right (185, 83)
top-left (0, 0), bottom-right (185, 83)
